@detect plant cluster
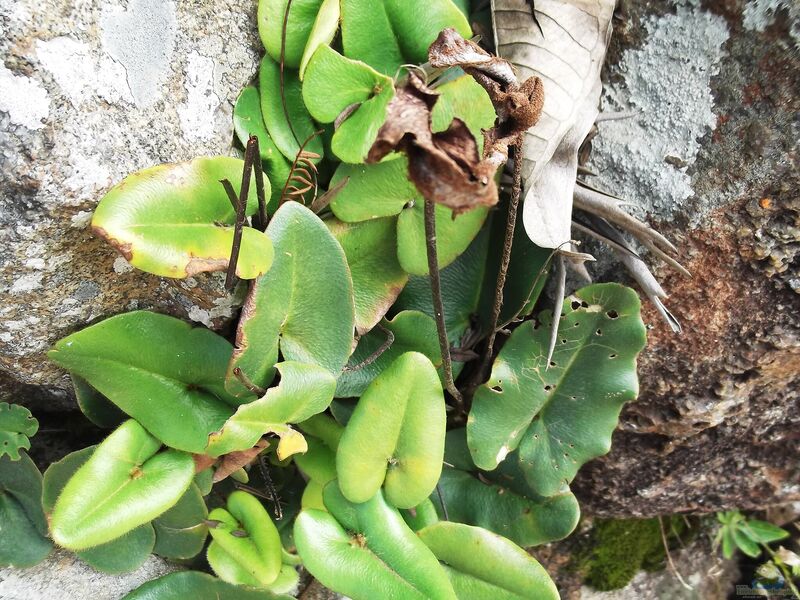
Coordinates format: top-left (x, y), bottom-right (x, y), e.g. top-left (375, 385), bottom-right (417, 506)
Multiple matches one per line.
top-left (4, 1), bottom-right (656, 598)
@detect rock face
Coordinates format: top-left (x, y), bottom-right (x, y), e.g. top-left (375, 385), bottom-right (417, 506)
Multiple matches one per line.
top-left (0, 0), bottom-right (260, 411)
top-left (571, 0), bottom-right (800, 516)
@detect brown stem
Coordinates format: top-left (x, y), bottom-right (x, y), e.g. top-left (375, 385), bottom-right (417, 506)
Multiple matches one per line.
top-left (224, 138), bottom-right (258, 290)
top-left (343, 324), bottom-right (395, 372)
top-left (232, 367), bottom-right (266, 396)
top-left (279, 0), bottom-right (300, 146)
top-left (424, 197), bottom-right (464, 412)
top-left (249, 135), bottom-right (269, 231)
top-left (477, 135), bottom-right (524, 379)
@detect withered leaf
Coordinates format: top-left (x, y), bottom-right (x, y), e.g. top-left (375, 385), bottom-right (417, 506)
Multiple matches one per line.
top-left (367, 73), bottom-right (498, 214)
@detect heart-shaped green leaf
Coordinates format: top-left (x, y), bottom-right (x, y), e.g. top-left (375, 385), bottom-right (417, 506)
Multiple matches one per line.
top-left (49, 311), bottom-right (241, 453)
top-left (259, 0), bottom-right (325, 69)
top-left (123, 571), bottom-right (290, 599)
top-left (0, 453), bottom-right (51, 567)
top-left (42, 445), bottom-right (157, 572)
top-left (327, 216), bottom-right (408, 334)
top-left (418, 522), bottom-right (559, 600)
top-left (0, 402), bottom-right (38, 460)
top-left (50, 420), bottom-right (195, 550)
top-left (298, 0), bottom-right (340, 78)
top-left (207, 490), bottom-right (282, 587)
top-left (260, 56), bottom-right (323, 163)
top-left (227, 202), bottom-right (354, 397)
top-left (383, 0), bottom-right (471, 64)
top-left (208, 542), bottom-right (299, 591)
top-left (303, 46), bottom-right (395, 163)
top-left (92, 157), bottom-right (272, 279)
top-left (295, 484), bottom-right (456, 600)
top-left (233, 86), bottom-right (292, 212)
top-left (468, 283), bottom-right (647, 496)
top-left (329, 156), bottom-right (488, 274)
top-left (336, 311), bottom-right (441, 398)
top-left (336, 352), bottom-right (445, 508)
top-left (71, 375), bottom-right (125, 429)
top-left (153, 483), bottom-right (209, 559)
top-left (207, 361), bottom-right (335, 457)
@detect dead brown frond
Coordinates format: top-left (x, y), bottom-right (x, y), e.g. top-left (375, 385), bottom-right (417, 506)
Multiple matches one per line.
top-left (280, 130), bottom-right (322, 206)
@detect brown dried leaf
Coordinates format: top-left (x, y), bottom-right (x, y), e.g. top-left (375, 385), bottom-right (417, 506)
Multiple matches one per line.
top-left (367, 73), bottom-right (498, 213)
top-left (211, 438), bottom-right (270, 483)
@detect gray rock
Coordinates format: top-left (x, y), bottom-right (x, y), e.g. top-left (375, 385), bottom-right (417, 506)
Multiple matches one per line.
top-left (0, 549), bottom-right (180, 600)
top-left (0, 0), bottom-right (260, 411)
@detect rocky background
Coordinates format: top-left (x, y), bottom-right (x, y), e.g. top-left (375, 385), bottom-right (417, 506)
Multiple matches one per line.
top-left (0, 0), bottom-right (797, 598)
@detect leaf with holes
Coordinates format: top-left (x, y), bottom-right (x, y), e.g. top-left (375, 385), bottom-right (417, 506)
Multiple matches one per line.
top-left (329, 156), bottom-right (488, 274)
top-left (0, 402), bottom-right (38, 460)
top-left (206, 491), bottom-right (282, 587)
top-left (42, 446), bottom-right (156, 573)
top-left (50, 420), bottom-right (195, 551)
top-left (326, 216), bottom-right (408, 334)
top-left (303, 46), bottom-right (395, 164)
top-left (91, 157), bottom-right (272, 279)
top-left (49, 311), bottom-right (241, 453)
top-left (123, 571), bottom-right (290, 600)
top-left (260, 55), bottom-right (323, 163)
top-left (259, 0), bottom-right (325, 69)
top-left (0, 453), bottom-right (52, 568)
top-left (335, 311), bottom-right (441, 398)
top-left (468, 283), bottom-right (647, 497)
top-left (233, 85), bottom-right (291, 212)
top-left (293, 484), bottom-right (456, 600)
top-left (336, 352), bottom-right (445, 508)
top-left (227, 202), bottom-right (354, 397)
top-left (418, 521), bottom-right (559, 600)
top-left (207, 361), bottom-right (335, 457)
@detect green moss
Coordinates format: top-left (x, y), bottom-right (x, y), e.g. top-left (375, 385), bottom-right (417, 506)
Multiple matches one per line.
top-left (575, 517), bottom-right (687, 591)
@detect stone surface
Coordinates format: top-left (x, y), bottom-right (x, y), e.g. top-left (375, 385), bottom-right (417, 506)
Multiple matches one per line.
top-left (0, 0), bottom-right (259, 411)
top-left (0, 549), bottom-right (180, 599)
top-left (571, 0), bottom-right (800, 516)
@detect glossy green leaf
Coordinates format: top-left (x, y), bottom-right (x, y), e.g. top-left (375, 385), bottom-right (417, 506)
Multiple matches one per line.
top-left (295, 484), bottom-right (455, 599)
top-left (71, 375), bottom-right (125, 429)
top-left (227, 202), bottom-right (354, 397)
top-left (42, 445), bottom-right (156, 572)
top-left (208, 362), bottom-right (335, 457)
top-left (50, 420), bottom-right (195, 550)
top-left (233, 85), bottom-right (291, 211)
top-left (336, 352), bottom-right (445, 508)
top-left (330, 156), bottom-right (413, 221)
top-left (468, 283), bottom-right (647, 496)
top-left (434, 468), bottom-right (579, 548)
top-left (297, 413), bottom-right (343, 451)
top-left (384, 0), bottom-right (471, 64)
top-left (301, 480), bottom-right (326, 511)
top-left (431, 75), bottom-right (496, 153)
top-left (208, 544), bottom-right (299, 593)
top-left (329, 156), bottom-right (488, 273)
top-left (153, 483), bottom-right (209, 559)
top-left (0, 402), bottom-right (37, 460)
top-left (298, 0), bottom-right (340, 78)
top-left (260, 55), bottom-right (323, 162)
top-left (303, 46), bottom-right (395, 163)
top-left (418, 522), bottom-right (559, 600)
top-left (394, 222), bottom-right (490, 346)
top-left (207, 490), bottom-right (282, 587)
top-left (123, 571), bottom-right (289, 600)
top-left (340, 0), bottom-right (404, 75)
top-left (402, 498), bottom-right (440, 532)
top-left (327, 216), bottom-right (408, 333)
top-left (49, 311), bottom-right (240, 453)
top-left (398, 202), bottom-right (488, 275)
top-left (0, 453), bottom-right (51, 567)
top-left (194, 468), bottom-right (213, 496)
top-left (294, 437), bottom-right (337, 485)
top-left (336, 311), bottom-right (441, 398)
top-left (92, 157), bottom-right (272, 279)
top-left (259, 0), bottom-right (325, 69)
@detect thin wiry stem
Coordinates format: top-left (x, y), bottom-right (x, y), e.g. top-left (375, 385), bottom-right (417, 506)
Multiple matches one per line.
top-left (249, 136), bottom-right (269, 231)
top-left (343, 324), bottom-right (395, 373)
top-left (279, 0), bottom-right (300, 146)
top-left (223, 137), bottom-right (258, 290)
top-left (424, 197), bottom-right (464, 413)
top-left (232, 367), bottom-right (267, 396)
top-left (436, 483), bottom-right (450, 521)
top-left (545, 254), bottom-right (566, 367)
top-left (478, 135), bottom-right (524, 379)
top-left (658, 517), bottom-right (693, 591)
